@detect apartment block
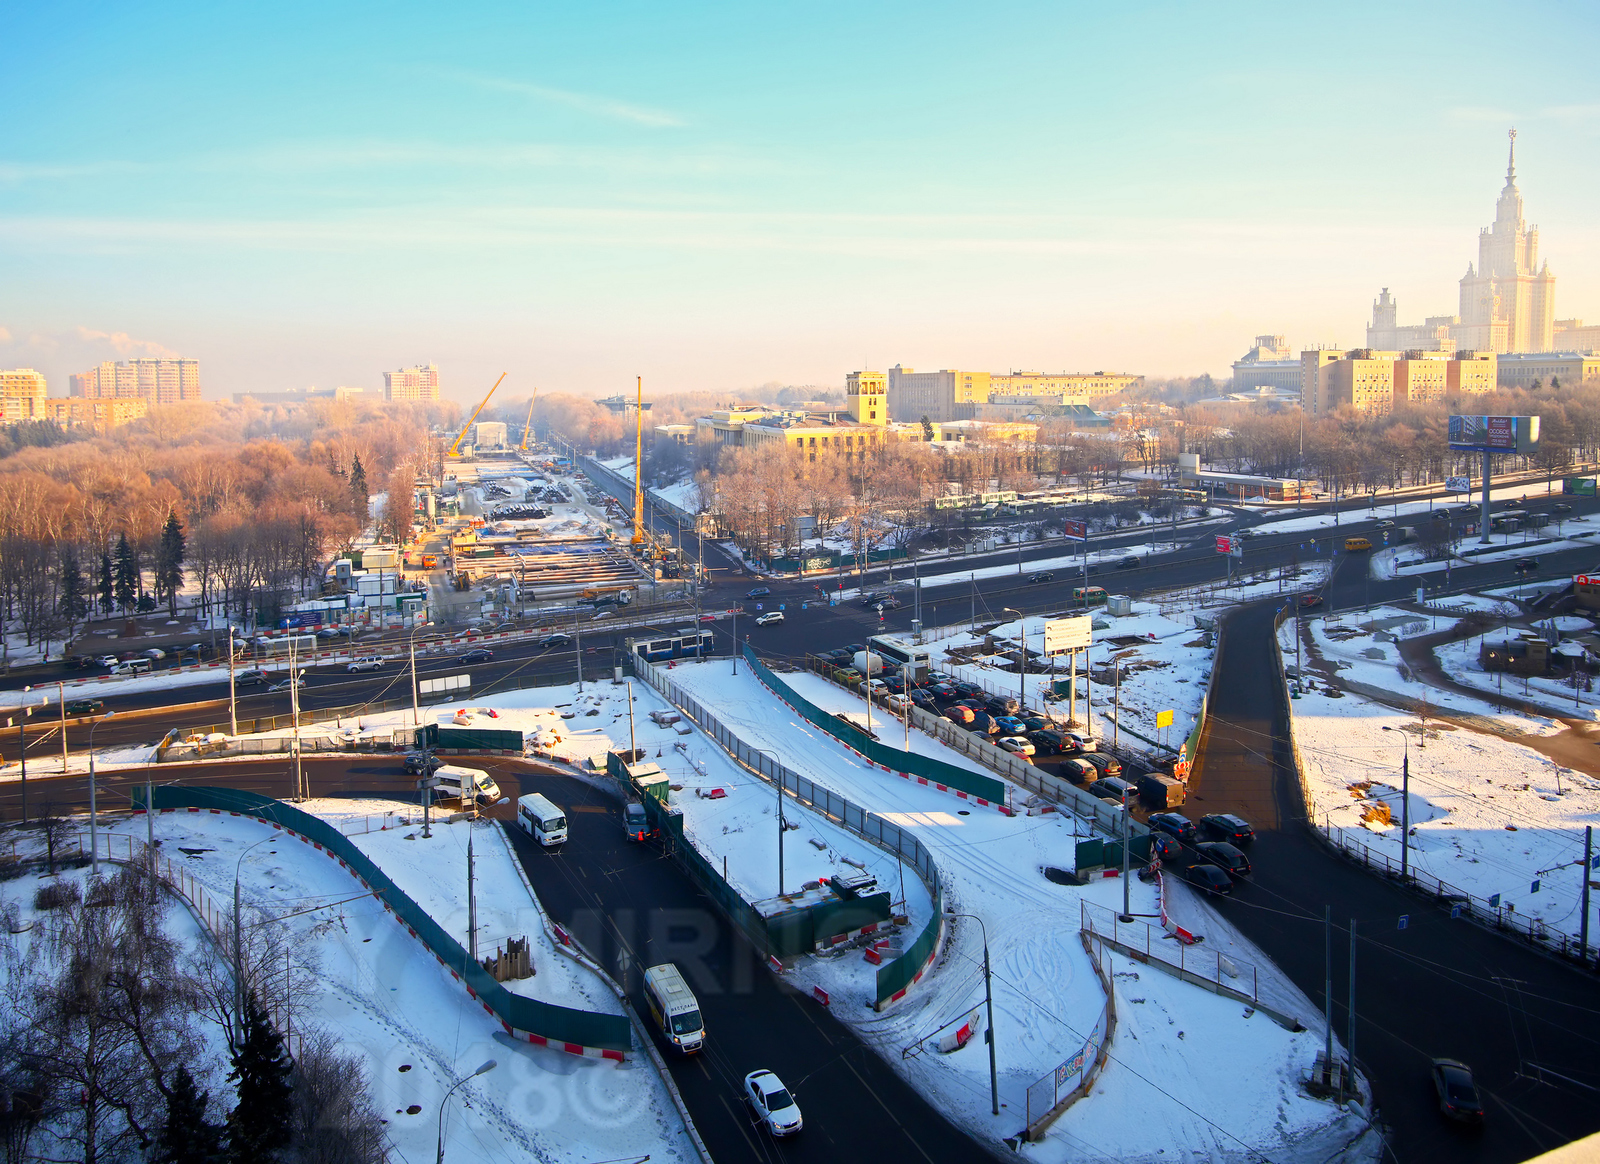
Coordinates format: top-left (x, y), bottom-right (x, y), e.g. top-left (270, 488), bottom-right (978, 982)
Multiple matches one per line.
top-left (887, 364), bottom-right (1141, 422)
top-left (71, 358), bottom-right (200, 404)
top-left (0, 369), bottom-right (48, 419)
top-left (44, 397), bottom-right (149, 429)
top-left (383, 363), bottom-right (440, 402)
top-left (1303, 350), bottom-right (1497, 417)
top-left (1496, 352), bottom-right (1600, 389)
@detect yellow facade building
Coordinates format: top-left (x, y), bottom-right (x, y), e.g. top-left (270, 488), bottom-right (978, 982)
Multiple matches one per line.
top-left (43, 397), bottom-right (150, 429)
top-left (887, 365), bottom-right (1141, 421)
top-left (1302, 350), bottom-right (1496, 417)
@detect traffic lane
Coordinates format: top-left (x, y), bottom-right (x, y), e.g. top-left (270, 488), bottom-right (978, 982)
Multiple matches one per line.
top-left (1194, 603), bottom-right (1600, 1162)
top-left (495, 766), bottom-right (979, 1164)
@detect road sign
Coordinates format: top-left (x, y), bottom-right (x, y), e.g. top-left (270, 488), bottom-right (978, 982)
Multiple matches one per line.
top-left (415, 777), bottom-right (442, 790)
top-left (1450, 903), bottom-right (1463, 919)
top-left (1043, 616), bottom-right (1092, 655)
top-left (1531, 878), bottom-right (1541, 894)
top-left (1397, 915), bottom-right (1409, 930)
top-left (1063, 520), bottom-right (1088, 541)
top-left (1216, 535), bottom-right (1233, 554)
top-left (1155, 709), bottom-right (1175, 729)
top-left (1489, 893), bottom-right (1501, 908)
top-left (1445, 476), bottom-right (1471, 493)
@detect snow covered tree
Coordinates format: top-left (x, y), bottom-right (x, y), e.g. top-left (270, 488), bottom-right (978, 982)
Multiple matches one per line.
top-left (348, 454), bottom-right (369, 527)
top-left (156, 511), bottom-right (186, 616)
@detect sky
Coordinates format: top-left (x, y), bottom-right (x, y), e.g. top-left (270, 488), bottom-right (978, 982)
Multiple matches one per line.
top-left (2, 1), bottom-right (1598, 402)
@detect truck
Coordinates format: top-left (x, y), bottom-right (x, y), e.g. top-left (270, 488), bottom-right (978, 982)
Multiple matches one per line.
top-left (580, 586), bottom-right (634, 607)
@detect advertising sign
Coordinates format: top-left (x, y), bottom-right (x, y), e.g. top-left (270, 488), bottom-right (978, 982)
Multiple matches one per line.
top-left (1063, 519), bottom-right (1088, 541)
top-left (1155, 709), bottom-right (1175, 729)
top-left (1445, 476), bottom-right (1471, 493)
top-left (1563, 477), bottom-right (1597, 497)
top-left (1215, 535), bottom-right (1233, 554)
top-left (1043, 615), bottom-right (1093, 655)
top-left (1447, 415), bottom-right (1541, 454)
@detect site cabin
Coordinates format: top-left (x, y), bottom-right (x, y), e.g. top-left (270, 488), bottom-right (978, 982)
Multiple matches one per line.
top-left (1073, 585), bottom-right (1109, 606)
top-left (642, 963), bottom-right (705, 1054)
top-left (517, 792), bottom-right (568, 846)
top-left (433, 764), bottom-right (502, 805)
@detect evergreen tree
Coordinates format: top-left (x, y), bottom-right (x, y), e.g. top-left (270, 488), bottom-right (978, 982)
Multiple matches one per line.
top-left (98, 551), bottom-right (115, 615)
top-left (58, 545), bottom-right (88, 630)
top-left (113, 533), bottom-right (138, 612)
top-left (227, 999), bottom-right (293, 1162)
top-left (156, 511), bottom-right (187, 616)
top-left (153, 1066), bottom-right (226, 1164)
top-left (348, 453), bottom-right (369, 524)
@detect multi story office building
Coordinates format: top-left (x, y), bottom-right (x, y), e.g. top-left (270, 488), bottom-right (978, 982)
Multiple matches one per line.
top-left (1496, 352), bottom-right (1600, 389)
top-left (1231, 336), bottom-right (1304, 392)
top-left (886, 364), bottom-right (1141, 421)
top-left (1553, 319), bottom-right (1600, 351)
top-left (383, 363), bottom-right (440, 402)
top-left (0, 369), bottom-right (48, 419)
top-left (1302, 350), bottom-right (1496, 417)
top-left (71, 358), bottom-right (200, 404)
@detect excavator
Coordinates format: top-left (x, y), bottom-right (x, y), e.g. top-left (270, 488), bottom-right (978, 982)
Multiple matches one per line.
top-left (446, 373), bottom-right (507, 457)
top-left (519, 387), bottom-right (540, 451)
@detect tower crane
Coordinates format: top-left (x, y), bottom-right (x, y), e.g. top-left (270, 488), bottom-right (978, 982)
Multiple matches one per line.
top-left (632, 376), bottom-right (645, 547)
top-left (447, 373), bottom-right (507, 457)
top-left (519, 387), bottom-right (540, 451)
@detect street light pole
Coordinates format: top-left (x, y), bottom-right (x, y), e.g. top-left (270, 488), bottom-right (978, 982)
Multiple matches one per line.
top-left (233, 833), bottom-right (275, 1037)
top-left (436, 1059), bottom-right (498, 1164)
top-left (87, 711), bottom-right (115, 875)
top-left (1003, 608), bottom-right (1024, 712)
top-left (946, 912), bottom-right (999, 1116)
top-left (409, 620), bottom-right (434, 726)
top-left (1382, 725), bottom-right (1410, 880)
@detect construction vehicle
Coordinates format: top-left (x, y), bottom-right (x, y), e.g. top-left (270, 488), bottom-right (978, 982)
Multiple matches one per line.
top-left (447, 373), bottom-right (507, 458)
top-left (579, 585), bottom-right (634, 607)
top-left (519, 387), bottom-right (539, 451)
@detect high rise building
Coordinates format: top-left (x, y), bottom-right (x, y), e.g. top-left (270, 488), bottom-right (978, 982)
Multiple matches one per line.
top-left (384, 363), bottom-right (440, 402)
top-left (1302, 350), bottom-right (1496, 417)
top-left (0, 369), bottom-right (48, 419)
top-left (70, 358), bottom-right (200, 404)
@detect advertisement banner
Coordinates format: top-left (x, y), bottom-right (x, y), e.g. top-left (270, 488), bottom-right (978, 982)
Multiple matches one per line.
top-left (1063, 519), bottom-right (1088, 541)
top-left (1448, 415), bottom-right (1541, 454)
top-left (1445, 476), bottom-right (1471, 493)
top-left (1563, 477), bottom-right (1597, 497)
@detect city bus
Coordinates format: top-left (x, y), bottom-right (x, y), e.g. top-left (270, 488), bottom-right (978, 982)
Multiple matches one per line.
top-left (637, 629), bottom-right (716, 663)
top-left (867, 634), bottom-right (931, 678)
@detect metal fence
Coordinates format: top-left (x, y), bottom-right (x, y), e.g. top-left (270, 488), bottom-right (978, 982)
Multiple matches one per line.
top-left (631, 652), bottom-right (944, 1007)
top-left (1080, 901), bottom-right (1264, 1003)
top-left (1024, 938), bottom-right (1111, 1138)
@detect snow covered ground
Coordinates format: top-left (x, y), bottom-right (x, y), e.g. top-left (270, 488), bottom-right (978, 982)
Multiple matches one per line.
top-left (1282, 616), bottom-right (1600, 942)
top-left (6, 811), bottom-right (697, 1164)
top-left (663, 659), bottom-right (1373, 1161)
top-left (1236, 477), bottom-right (1565, 531)
top-left (1435, 629), bottom-right (1600, 719)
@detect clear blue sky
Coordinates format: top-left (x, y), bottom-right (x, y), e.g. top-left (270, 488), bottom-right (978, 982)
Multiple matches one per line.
top-left (2, 1), bottom-right (1598, 400)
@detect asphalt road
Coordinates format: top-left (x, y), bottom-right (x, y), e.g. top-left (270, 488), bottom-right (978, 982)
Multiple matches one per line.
top-left (3, 754), bottom-right (984, 1164)
top-left (1191, 601), bottom-right (1600, 1163)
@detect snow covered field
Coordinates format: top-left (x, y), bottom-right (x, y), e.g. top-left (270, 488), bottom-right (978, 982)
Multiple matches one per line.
top-left (1282, 617), bottom-right (1600, 942)
top-left (7, 811), bottom-right (696, 1164)
top-left (663, 659), bottom-right (1373, 1161)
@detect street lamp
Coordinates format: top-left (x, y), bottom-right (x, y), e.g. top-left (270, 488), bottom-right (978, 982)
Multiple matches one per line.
top-left (752, 747), bottom-right (786, 896)
top-left (1002, 608), bottom-right (1025, 712)
top-left (409, 621), bottom-right (435, 726)
top-left (436, 1059), bottom-right (498, 1164)
top-left (944, 911), bottom-right (999, 1116)
top-left (233, 832), bottom-right (277, 1033)
top-left (87, 710), bottom-right (115, 875)
top-left (1381, 725), bottom-right (1411, 881)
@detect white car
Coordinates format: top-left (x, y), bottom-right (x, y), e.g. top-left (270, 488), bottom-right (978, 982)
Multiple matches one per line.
top-left (267, 678), bottom-right (303, 693)
top-left (997, 736), bottom-right (1036, 756)
top-left (744, 1070), bottom-right (802, 1136)
top-left (141, 648), bottom-right (166, 660)
top-left (884, 693), bottom-right (910, 713)
top-left (347, 657), bottom-right (384, 672)
top-left (755, 611), bottom-right (784, 626)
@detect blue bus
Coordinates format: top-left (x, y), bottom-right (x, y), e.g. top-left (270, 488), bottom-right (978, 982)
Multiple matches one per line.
top-left (638, 629), bottom-right (716, 663)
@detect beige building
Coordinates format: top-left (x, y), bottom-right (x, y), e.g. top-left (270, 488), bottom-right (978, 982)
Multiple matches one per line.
top-left (43, 397), bottom-right (149, 429)
top-left (653, 423), bottom-right (695, 452)
top-left (1302, 350), bottom-right (1497, 417)
top-left (71, 358), bottom-right (200, 404)
top-left (0, 369), bottom-right (48, 419)
top-left (846, 370), bottom-right (888, 425)
top-left (383, 363), bottom-right (440, 402)
top-left (1231, 336), bottom-right (1303, 392)
top-left (1496, 353), bottom-right (1600, 390)
top-left (1553, 319), bottom-right (1600, 351)
top-left (886, 364), bottom-right (1141, 421)
top-left (1367, 291), bottom-right (1458, 353)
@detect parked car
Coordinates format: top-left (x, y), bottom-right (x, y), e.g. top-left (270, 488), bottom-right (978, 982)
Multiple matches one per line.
top-left (955, 698), bottom-right (987, 712)
top-left (141, 648), bottom-right (166, 661)
top-left (1080, 752), bottom-right (1123, 779)
top-left (944, 705), bottom-right (976, 725)
top-left (1148, 812), bottom-right (1197, 843)
top-left (985, 695), bottom-right (1021, 716)
top-left (832, 667), bottom-right (862, 686)
top-left (1199, 813), bottom-right (1255, 845)
top-left (1430, 1059), bottom-right (1484, 1125)
top-left (1028, 571), bottom-right (1055, 583)
top-left (1087, 775), bottom-right (1136, 802)
top-left (1063, 730), bottom-right (1097, 752)
top-left (347, 657), bottom-right (385, 672)
top-left (234, 669), bottom-right (268, 686)
top-left (1027, 729), bottom-right (1070, 755)
top-left (994, 715), bottom-right (1026, 734)
top-left (952, 681), bottom-right (984, 699)
top-left (1184, 863), bottom-right (1234, 896)
top-left (1059, 758), bottom-right (1098, 784)
top-left (65, 699), bottom-right (105, 717)
top-left (1022, 716), bottom-right (1051, 732)
top-left (909, 689), bottom-right (937, 710)
top-left (755, 611), bottom-right (784, 626)
top-left (926, 670), bottom-right (955, 684)
top-left (316, 627), bottom-right (342, 639)
top-left (1553, 503), bottom-right (1573, 514)
top-left (885, 693), bottom-right (911, 714)
top-left (745, 586), bottom-right (772, 599)
top-left (928, 682), bottom-right (957, 700)
top-left (109, 659), bottom-right (152, 675)
top-left (460, 648), bottom-right (495, 663)
top-left (402, 751), bottom-right (444, 775)
top-left (996, 736), bottom-right (1036, 756)
top-left (967, 711), bottom-right (1000, 735)
top-left (743, 1070), bottom-right (803, 1137)
top-left (539, 633), bottom-right (572, 648)
top-left (1196, 841), bottom-right (1252, 878)
top-left (882, 674), bottom-right (907, 694)
top-left (1149, 833), bottom-right (1184, 863)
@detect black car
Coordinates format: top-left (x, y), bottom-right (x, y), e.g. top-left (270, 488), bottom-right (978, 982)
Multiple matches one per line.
top-left (1148, 812), bottom-right (1197, 843)
top-left (1028, 571), bottom-right (1055, 583)
top-left (746, 586), bottom-right (772, 599)
top-left (1199, 813), bottom-right (1255, 845)
top-left (871, 597), bottom-right (903, 611)
top-left (909, 689), bottom-right (937, 710)
top-left (985, 695), bottom-right (1021, 716)
top-left (402, 751), bottom-right (445, 775)
top-left (1430, 1058), bottom-right (1484, 1125)
top-left (1514, 557), bottom-right (1539, 573)
top-left (1184, 863), bottom-right (1233, 896)
top-left (1027, 729), bottom-right (1069, 755)
top-left (1117, 556), bottom-right (1140, 569)
top-left (65, 699), bottom-right (106, 716)
top-left (952, 680), bottom-right (984, 699)
top-left (1195, 841), bottom-right (1252, 877)
top-left (539, 633), bottom-right (572, 648)
top-left (842, 643), bottom-right (866, 656)
top-left (967, 711), bottom-right (1001, 736)
top-left (1553, 503), bottom-right (1573, 514)
top-left (460, 648), bottom-right (494, 663)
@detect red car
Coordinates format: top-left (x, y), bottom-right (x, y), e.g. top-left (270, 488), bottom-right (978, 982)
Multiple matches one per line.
top-left (1299, 594), bottom-right (1324, 609)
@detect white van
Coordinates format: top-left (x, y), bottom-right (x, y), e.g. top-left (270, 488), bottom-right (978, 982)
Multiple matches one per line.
top-left (433, 764), bottom-right (501, 805)
top-left (109, 658), bottom-right (153, 676)
top-left (642, 963), bottom-right (704, 1054)
top-left (516, 793), bottom-right (567, 846)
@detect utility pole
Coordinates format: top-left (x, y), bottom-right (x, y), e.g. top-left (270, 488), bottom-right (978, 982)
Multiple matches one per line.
top-left (290, 638), bottom-right (304, 801)
top-left (16, 691), bottom-right (27, 823)
top-left (1323, 905), bottom-right (1334, 1087)
top-left (228, 636), bottom-right (238, 736)
top-left (776, 771), bottom-right (785, 897)
top-left (1401, 745), bottom-right (1410, 880)
top-left (467, 831), bottom-right (478, 960)
top-left (1346, 918), bottom-right (1357, 1095)
top-left (1113, 664), bottom-right (1120, 748)
top-left (1118, 786), bottom-right (1133, 922)
top-left (57, 681), bottom-right (66, 774)
top-left (575, 620), bottom-right (584, 693)
top-left (732, 607), bottom-right (738, 675)
top-left (1582, 825), bottom-right (1593, 968)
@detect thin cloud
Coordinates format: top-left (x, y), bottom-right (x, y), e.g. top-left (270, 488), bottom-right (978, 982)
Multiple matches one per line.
top-left (74, 326), bottom-right (179, 359)
top-left (444, 70), bottom-right (685, 128)
top-left (0, 326), bottom-right (11, 344)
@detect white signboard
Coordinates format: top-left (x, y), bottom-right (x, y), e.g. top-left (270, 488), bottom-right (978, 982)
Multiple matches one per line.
top-left (419, 673), bottom-right (471, 696)
top-left (1445, 476), bottom-right (1471, 493)
top-left (1043, 616), bottom-right (1092, 656)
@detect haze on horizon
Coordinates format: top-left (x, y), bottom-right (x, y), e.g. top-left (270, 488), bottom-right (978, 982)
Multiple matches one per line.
top-left (2, 0), bottom-right (1598, 403)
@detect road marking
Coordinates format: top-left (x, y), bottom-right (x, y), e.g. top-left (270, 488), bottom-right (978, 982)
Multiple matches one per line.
top-left (571, 805), bottom-right (608, 814)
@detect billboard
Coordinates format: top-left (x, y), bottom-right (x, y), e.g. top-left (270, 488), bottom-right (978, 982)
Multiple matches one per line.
top-left (1563, 477), bottom-right (1597, 497)
top-left (1447, 415), bottom-right (1540, 454)
top-left (1445, 476), bottom-right (1471, 493)
top-left (1215, 535), bottom-right (1233, 554)
top-left (1063, 519), bottom-right (1088, 541)
top-left (1043, 615), bottom-right (1092, 655)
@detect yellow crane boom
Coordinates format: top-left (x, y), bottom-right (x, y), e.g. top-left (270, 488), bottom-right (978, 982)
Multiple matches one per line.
top-left (447, 373), bottom-right (507, 457)
top-left (519, 386), bottom-right (539, 451)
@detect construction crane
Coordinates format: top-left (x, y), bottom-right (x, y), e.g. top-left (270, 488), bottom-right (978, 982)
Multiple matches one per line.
top-left (447, 373), bottom-right (507, 457)
top-left (632, 376), bottom-right (645, 546)
top-left (518, 386), bottom-right (540, 451)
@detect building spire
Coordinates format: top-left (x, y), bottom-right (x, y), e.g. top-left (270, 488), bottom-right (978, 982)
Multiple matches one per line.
top-left (1507, 127), bottom-right (1517, 183)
